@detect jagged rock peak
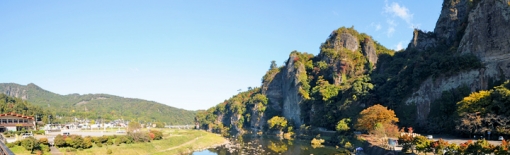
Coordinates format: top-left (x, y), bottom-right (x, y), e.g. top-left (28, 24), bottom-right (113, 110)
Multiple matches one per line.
top-left (407, 29), bottom-right (438, 50)
top-left (434, 0), bottom-right (470, 46)
top-left (319, 27), bottom-right (379, 65)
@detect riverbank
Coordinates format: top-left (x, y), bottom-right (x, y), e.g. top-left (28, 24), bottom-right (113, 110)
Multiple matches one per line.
top-left (9, 129), bottom-right (228, 155)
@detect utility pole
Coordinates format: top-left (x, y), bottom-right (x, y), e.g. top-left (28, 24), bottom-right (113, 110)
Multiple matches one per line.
top-left (35, 115), bottom-right (38, 130)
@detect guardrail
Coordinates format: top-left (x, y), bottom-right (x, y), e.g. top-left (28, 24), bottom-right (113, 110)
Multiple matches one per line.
top-left (0, 135), bottom-right (14, 155)
top-left (164, 125), bottom-right (192, 129)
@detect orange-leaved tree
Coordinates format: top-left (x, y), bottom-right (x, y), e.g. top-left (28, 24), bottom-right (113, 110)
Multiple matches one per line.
top-left (355, 104), bottom-right (399, 134)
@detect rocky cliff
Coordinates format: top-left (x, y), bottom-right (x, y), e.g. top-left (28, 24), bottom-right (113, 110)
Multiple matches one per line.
top-left (197, 0), bottom-right (510, 133)
top-left (405, 0), bottom-right (510, 124)
top-left (261, 54), bottom-right (306, 128)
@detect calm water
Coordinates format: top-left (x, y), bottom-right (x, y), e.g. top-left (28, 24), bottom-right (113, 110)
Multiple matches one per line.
top-left (190, 135), bottom-right (350, 155)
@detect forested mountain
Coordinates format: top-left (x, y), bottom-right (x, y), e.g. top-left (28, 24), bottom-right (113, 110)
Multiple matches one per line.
top-left (0, 83), bottom-right (196, 125)
top-left (0, 93), bottom-right (46, 119)
top-left (196, 0), bottom-right (510, 136)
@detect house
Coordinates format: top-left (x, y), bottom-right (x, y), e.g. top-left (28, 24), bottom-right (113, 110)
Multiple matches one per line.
top-left (0, 112), bottom-right (36, 132)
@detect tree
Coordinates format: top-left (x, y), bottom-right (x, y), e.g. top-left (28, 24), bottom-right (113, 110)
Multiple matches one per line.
top-left (414, 135), bottom-right (432, 154)
top-left (267, 116), bottom-right (288, 133)
top-left (270, 60), bottom-right (278, 70)
top-left (432, 138), bottom-right (449, 154)
top-left (128, 121), bottom-right (141, 132)
top-left (21, 137), bottom-right (39, 153)
top-left (54, 134), bottom-right (66, 148)
top-left (336, 118), bottom-right (351, 132)
top-left (355, 104), bottom-right (399, 133)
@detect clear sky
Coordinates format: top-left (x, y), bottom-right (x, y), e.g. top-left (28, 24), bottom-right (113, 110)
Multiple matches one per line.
top-left (0, 1), bottom-right (443, 111)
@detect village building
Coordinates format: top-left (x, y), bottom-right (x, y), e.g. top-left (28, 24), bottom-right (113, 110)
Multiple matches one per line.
top-left (0, 112), bottom-right (35, 132)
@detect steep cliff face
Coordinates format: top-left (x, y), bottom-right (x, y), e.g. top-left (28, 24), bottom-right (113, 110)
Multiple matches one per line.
top-left (319, 29), bottom-right (378, 85)
top-left (405, 0), bottom-right (510, 124)
top-left (407, 30), bottom-right (437, 50)
top-left (434, 0), bottom-right (470, 46)
top-left (323, 31), bottom-right (360, 52)
top-left (459, 0), bottom-right (510, 63)
top-left (0, 83), bottom-right (28, 100)
top-left (361, 38), bottom-right (378, 65)
top-left (262, 54), bottom-right (305, 127)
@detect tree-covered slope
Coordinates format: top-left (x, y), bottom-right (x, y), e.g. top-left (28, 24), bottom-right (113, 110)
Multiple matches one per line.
top-left (196, 22), bottom-right (487, 135)
top-left (198, 0), bottom-right (510, 136)
top-left (0, 83), bottom-right (196, 124)
top-left (0, 93), bottom-right (47, 118)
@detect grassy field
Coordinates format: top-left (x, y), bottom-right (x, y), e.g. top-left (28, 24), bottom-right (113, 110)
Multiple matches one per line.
top-left (11, 129), bottom-right (228, 155)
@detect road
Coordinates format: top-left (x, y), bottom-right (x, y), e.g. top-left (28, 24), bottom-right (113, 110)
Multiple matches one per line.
top-left (429, 134), bottom-right (502, 145)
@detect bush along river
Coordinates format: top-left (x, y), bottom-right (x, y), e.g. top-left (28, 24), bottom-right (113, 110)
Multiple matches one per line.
top-left (190, 134), bottom-right (351, 155)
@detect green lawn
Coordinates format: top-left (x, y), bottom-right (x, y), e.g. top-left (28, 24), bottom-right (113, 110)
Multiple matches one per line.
top-left (11, 129), bottom-right (228, 155)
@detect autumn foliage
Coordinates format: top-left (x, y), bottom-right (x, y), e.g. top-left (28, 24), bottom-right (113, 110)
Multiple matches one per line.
top-left (355, 104), bottom-right (399, 133)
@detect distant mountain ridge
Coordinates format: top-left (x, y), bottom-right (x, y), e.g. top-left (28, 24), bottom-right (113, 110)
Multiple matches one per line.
top-left (0, 83), bottom-right (196, 125)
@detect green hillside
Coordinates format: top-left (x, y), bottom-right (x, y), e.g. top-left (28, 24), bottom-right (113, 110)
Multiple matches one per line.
top-left (195, 25), bottom-right (487, 135)
top-left (0, 83), bottom-right (196, 125)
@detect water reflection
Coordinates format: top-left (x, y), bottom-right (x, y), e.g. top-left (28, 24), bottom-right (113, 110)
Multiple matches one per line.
top-left (267, 140), bottom-right (288, 153)
top-left (191, 134), bottom-right (344, 155)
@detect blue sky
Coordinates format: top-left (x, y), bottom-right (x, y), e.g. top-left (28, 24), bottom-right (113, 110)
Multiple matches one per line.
top-left (0, 1), bottom-right (442, 110)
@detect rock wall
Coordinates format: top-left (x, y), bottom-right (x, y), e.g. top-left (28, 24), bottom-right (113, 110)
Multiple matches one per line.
top-left (281, 54), bottom-right (304, 127)
top-left (261, 54), bottom-right (304, 128)
top-left (323, 31), bottom-right (359, 52)
top-left (459, 0), bottom-right (510, 63)
top-left (249, 105), bottom-right (264, 131)
top-left (361, 38), bottom-right (378, 65)
top-left (407, 29), bottom-right (437, 50)
top-left (434, 0), bottom-right (470, 46)
top-left (406, 0), bottom-right (510, 123)
top-left (0, 83), bottom-right (28, 100)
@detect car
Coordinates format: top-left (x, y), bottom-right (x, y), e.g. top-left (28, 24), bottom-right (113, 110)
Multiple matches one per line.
top-left (427, 135), bottom-right (433, 139)
top-left (499, 136), bottom-right (504, 141)
top-left (21, 133), bottom-right (33, 139)
top-left (62, 132), bottom-right (70, 136)
top-left (116, 130), bottom-right (126, 133)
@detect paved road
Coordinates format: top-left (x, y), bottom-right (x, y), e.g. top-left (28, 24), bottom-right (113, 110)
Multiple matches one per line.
top-left (429, 134), bottom-right (502, 145)
top-left (49, 146), bottom-right (62, 155)
top-left (45, 130), bottom-right (126, 137)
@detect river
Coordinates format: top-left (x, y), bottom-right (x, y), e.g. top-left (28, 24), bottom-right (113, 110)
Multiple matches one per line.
top-left (190, 134), bottom-right (351, 155)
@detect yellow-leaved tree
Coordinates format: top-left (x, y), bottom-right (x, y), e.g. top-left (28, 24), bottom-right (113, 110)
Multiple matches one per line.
top-left (355, 104), bottom-right (399, 136)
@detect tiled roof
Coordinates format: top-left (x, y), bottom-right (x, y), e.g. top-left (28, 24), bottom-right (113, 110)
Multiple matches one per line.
top-left (0, 112), bottom-right (35, 119)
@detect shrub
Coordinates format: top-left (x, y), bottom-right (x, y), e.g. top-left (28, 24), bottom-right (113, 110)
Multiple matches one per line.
top-left (12, 140), bottom-right (21, 146)
top-left (6, 143), bottom-right (15, 148)
top-left (65, 135), bottom-right (84, 149)
top-left (54, 135), bottom-right (65, 148)
top-left (106, 139), bottom-right (114, 145)
top-left (150, 130), bottom-right (163, 140)
top-left (128, 132), bottom-right (150, 143)
top-left (149, 132), bottom-right (155, 140)
top-left (91, 137), bottom-right (99, 143)
top-left (21, 137), bottom-right (39, 152)
top-left (107, 149), bottom-right (113, 154)
top-left (100, 136), bottom-right (109, 143)
top-left (40, 144), bottom-right (50, 152)
top-left (116, 135), bottom-right (127, 144)
top-left (83, 137), bottom-right (93, 149)
top-left (38, 138), bottom-right (49, 145)
top-left (96, 142), bottom-right (103, 147)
